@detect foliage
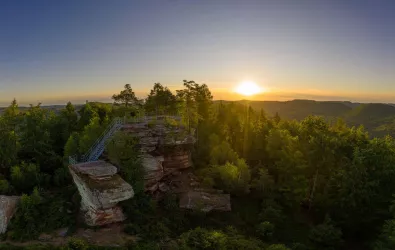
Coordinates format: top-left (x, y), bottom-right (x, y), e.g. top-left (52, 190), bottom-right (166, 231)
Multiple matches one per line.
top-left (176, 80), bottom-right (212, 132)
top-left (112, 84), bottom-right (139, 107)
top-left (0, 178), bottom-right (11, 194)
top-left (256, 221), bottom-right (275, 240)
top-left (177, 227), bottom-right (263, 250)
top-left (7, 188), bottom-right (75, 241)
top-left (106, 131), bottom-right (144, 194)
top-left (266, 244), bottom-right (291, 250)
top-left (3, 83), bottom-right (395, 249)
top-left (211, 160), bottom-right (251, 195)
top-left (67, 237), bottom-right (88, 250)
top-left (10, 163), bottom-right (41, 193)
top-left (374, 219), bottom-right (395, 250)
top-left (145, 83), bottom-right (177, 115)
top-left (308, 216), bottom-right (343, 250)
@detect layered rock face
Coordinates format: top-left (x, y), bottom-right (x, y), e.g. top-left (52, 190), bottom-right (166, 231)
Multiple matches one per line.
top-left (0, 195), bottom-right (20, 234)
top-left (122, 116), bottom-right (195, 193)
top-left (69, 161), bottom-right (134, 226)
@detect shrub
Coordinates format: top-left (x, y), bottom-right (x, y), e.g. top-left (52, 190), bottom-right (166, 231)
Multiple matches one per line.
top-left (67, 237), bottom-right (88, 250)
top-left (178, 227), bottom-right (263, 250)
top-left (212, 159), bottom-right (251, 195)
top-left (374, 219), bottom-right (395, 250)
top-left (0, 179), bottom-right (11, 194)
top-left (10, 162), bottom-right (40, 193)
top-left (256, 221), bottom-right (274, 240)
top-left (164, 117), bottom-right (179, 128)
top-left (7, 188), bottom-right (74, 241)
top-left (54, 167), bottom-right (72, 186)
top-left (178, 227), bottom-right (227, 250)
top-left (266, 244), bottom-right (291, 250)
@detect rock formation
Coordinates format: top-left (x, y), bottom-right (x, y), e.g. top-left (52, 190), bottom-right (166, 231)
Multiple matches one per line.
top-left (68, 161), bottom-right (134, 226)
top-left (0, 195), bottom-right (20, 234)
top-left (122, 116), bottom-right (195, 193)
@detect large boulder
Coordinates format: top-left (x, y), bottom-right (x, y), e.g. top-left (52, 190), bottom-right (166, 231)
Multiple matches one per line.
top-left (0, 195), bottom-right (20, 234)
top-left (69, 161), bottom-right (134, 226)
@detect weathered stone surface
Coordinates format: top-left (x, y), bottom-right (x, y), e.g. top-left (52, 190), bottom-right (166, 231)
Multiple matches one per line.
top-left (0, 195), bottom-right (20, 234)
top-left (81, 202), bottom-right (126, 226)
top-left (71, 161), bottom-right (118, 180)
top-left (121, 117), bottom-right (195, 193)
top-left (179, 191), bottom-right (231, 212)
top-left (162, 151), bottom-right (192, 170)
top-left (142, 154), bottom-right (164, 192)
top-left (69, 161), bottom-right (134, 226)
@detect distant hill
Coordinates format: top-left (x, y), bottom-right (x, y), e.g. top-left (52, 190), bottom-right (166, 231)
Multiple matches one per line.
top-left (2, 99), bottom-right (395, 137)
top-left (0, 104), bottom-right (85, 115)
top-left (218, 99), bottom-right (395, 138)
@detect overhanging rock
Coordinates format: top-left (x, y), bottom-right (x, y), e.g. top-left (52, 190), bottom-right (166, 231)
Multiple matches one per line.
top-left (69, 160), bottom-right (134, 226)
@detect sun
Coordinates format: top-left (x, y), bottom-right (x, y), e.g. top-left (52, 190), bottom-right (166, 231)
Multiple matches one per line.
top-left (235, 81), bottom-right (262, 96)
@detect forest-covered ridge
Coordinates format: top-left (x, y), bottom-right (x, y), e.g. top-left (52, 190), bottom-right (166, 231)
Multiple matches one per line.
top-left (2, 82), bottom-right (395, 250)
top-left (3, 99), bottom-right (395, 138)
top-left (214, 99), bottom-right (395, 138)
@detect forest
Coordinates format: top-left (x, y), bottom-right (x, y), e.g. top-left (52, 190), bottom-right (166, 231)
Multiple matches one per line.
top-left (1, 81), bottom-right (395, 250)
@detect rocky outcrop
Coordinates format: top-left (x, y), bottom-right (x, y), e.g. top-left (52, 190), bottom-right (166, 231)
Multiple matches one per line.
top-left (179, 190), bottom-right (231, 212)
top-left (0, 195), bottom-right (20, 234)
top-left (122, 116), bottom-right (195, 193)
top-left (69, 161), bottom-right (134, 226)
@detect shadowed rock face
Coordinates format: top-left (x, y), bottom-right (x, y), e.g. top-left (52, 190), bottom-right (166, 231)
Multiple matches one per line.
top-left (0, 195), bottom-right (20, 234)
top-left (69, 161), bottom-right (134, 226)
top-left (122, 117), bottom-right (195, 193)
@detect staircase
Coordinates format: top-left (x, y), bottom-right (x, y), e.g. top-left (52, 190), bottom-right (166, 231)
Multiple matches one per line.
top-left (69, 117), bottom-right (124, 165)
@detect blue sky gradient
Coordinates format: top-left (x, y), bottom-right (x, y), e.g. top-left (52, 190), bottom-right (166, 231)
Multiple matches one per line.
top-left (1, 0), bottom-right (395, 105)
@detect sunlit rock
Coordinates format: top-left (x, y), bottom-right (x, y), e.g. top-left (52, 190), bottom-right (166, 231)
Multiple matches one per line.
top-left (69, 160), bottom-right (134, 226)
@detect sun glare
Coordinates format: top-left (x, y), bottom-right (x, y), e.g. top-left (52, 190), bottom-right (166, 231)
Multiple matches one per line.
top-left (235, 81), bottom-right (262, 96)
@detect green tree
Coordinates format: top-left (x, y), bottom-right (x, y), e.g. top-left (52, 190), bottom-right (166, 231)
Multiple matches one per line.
top-left (18, 104), bottom-right (60, 172)
top-left (145, 83), bottom-right (177, 115)
top-left (112, 84), bottom-right (139, 107)
top-left (60, 102), bottom-right (78, 133)
top-left (176, 80), bottom-right (213, 132)
top-left (77, 103), bottom-right (98, 130)
top-left (0, 118), bottom-right (19, 173)
top-left (309, 216), bottom-right (343, 250)
top-left (10, 162), bottom-right (41, 193)
top-left (106, 131), bottom-right (144, 194)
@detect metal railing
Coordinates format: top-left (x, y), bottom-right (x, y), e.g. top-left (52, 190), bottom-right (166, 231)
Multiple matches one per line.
top-left (68, 117), bottom-right (124, 165)
top-left (81, 118), bottom-right (123, 162)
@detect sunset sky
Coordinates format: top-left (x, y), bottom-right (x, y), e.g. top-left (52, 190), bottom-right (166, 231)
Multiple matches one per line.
top-left (1, 0), bottom-right (395, 105)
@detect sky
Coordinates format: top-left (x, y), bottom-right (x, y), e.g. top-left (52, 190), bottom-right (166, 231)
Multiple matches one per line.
top-left (1, 0), bottom-right (395, 105)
